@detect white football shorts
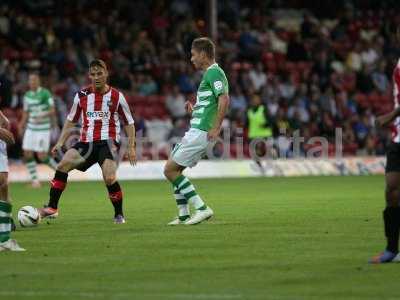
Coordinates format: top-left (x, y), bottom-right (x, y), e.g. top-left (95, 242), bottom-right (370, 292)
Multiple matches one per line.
top-left (22, 129), bottom-right (51, 153)
top-left (171, 128), bottom-right (213, 168)
top-left (0, 141), bottom-right (8, 172)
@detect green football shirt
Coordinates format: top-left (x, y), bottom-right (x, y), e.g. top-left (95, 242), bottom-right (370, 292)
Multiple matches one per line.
top-left (23, 87), bottom-right (54, 131)
top-left (191, 63), bottom-right (229, 131)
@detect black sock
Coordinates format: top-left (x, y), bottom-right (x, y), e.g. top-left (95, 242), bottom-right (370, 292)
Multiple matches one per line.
top-left (48, 171), bottom-right (68, 209)
top-left (384, 207), bottom-right (400, 253)
top-left (107, 181), bottom-right (123, 217)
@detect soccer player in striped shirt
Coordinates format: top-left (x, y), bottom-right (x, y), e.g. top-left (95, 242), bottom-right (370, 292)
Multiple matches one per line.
top-left (38, 59), bottom-right (136, 224)
top-left (370, 27), bottom-right (400, 263)
top-left (19, 74), bottom-right (58, 188)
top-left (164, 37), bottom-right (230, 225)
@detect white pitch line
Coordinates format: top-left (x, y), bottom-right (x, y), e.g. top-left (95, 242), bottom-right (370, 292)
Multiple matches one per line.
top-left (0, 291), bottom-right (244, 299)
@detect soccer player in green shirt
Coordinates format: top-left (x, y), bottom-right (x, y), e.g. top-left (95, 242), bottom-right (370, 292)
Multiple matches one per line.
top-left (19, 74), bottom-right (57, 188)
top-left (164, 37), bottom-right (230, 225)
top-left (0, 110), bottom-right (24, 251)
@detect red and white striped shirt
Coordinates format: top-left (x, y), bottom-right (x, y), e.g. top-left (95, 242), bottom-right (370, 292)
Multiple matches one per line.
top-left (67, 86), bottom-right (134, 143)
top-left (392, 59), bottom-right (400, 143)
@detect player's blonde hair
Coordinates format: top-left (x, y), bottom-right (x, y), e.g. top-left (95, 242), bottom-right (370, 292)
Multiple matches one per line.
top-left (192, 37), bottom-right (215, 59)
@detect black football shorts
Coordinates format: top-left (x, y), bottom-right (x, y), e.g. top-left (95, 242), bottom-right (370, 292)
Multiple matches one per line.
top-left (72, 140), bottom-right (119, 172)
top-left (385, 142), bottom-right (400, 173)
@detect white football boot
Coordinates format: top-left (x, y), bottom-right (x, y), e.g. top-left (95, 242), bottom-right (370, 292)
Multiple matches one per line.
top-left (167, 217), bottom-right (188, 225)
top-left (392, 253), bottom-right (400, 262)
top-left (184, 207), bottom-right (214, 225)
top-left (0, 239), bottom-right (26, 251)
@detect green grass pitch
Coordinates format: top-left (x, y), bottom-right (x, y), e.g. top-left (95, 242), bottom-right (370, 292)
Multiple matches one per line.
top-left (0, 175), bottom-right (398, 300)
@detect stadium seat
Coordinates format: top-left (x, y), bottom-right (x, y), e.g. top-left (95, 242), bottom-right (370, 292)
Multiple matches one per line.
top-left (367, 93), bottom-right (380, 105)
top-left (20, 50), bottom-right (35, 60)
top-left (354, 93), bottom-right (369, 108)
top-left (343, 143), bottom-right (358, 156)
top-left (342, 73), bottom-right (356, 92)
top-left (3, 48), bottom-right (20, 60)
top-left (265, 60), bottom-right (278, 73)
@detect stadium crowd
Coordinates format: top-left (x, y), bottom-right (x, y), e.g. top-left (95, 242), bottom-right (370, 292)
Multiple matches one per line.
top-left (0, 0), bottom-right (399, 159)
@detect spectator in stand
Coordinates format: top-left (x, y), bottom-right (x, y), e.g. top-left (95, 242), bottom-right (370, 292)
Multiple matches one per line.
top-left (361, 40), bottom-right (379, 67)
top-left (288, 97), bottom-right (310, 124)
top-left (353, 113), bottom-right (372, 149)
top-left (246, 94), bottom-right (273, 173)
top-left (229, 86), bottom-right (248, 119)
top-left (168, 118), bottom-right (188, 145)
top-left (0, 1), bottom-right (398, 159)
top-left (278, 73), bottom-right (296, 100)
top-left (249, 62), bottom-right (267, 92)
top-left (346, 42), bottom-right (363, 72)
top-left (165, 85), bottom-right (187, 121)
top-left (372, 61), bottom-right (390, 94)
top-left (357, 65), bottom-right (375, 94)
top-left (287, 33), bottom-right (309, 62)
top-left (138, 74), bottom-right (158, 96)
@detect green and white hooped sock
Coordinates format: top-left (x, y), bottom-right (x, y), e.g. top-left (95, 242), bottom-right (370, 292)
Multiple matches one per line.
top-left (174, 188), bottom-right (190, 221)
top-left (42, 156), bottom-right (58, 170)
top-left (26, 159), bottom-right (38, 181)
top-left (0, 200), bottom-right (11, 243)
top-left (173, 175), bottom-right (207, 211)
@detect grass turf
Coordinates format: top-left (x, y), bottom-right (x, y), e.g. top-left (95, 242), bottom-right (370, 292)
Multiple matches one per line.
top-left (0, 175), bottom-right (397, 300)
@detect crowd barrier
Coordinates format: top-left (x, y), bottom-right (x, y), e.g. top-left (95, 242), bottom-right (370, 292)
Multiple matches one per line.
top-left (8, 156), bottom-right (385, 182)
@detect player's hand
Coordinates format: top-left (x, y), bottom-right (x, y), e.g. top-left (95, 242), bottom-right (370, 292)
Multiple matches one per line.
top-left (185, 101), bottom-right (193, 114)
top-left (51, 142), bottom-right (63, 156)
top-left (0, 128), bottom-right (15, 145)
top-left (207, 127), bottom-right (221, 141)
top-left (127, 146), bottom-right (137, 166)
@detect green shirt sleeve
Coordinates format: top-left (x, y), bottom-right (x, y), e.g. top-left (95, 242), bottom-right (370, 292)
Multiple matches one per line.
top-left (207, 69), bottom-right (229, 99)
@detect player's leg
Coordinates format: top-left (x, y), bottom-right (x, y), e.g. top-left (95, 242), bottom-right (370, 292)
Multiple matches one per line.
top-left (23, 150), bottom-right (40, 187)
top-left (164, 159), bottom-right (213, 225)
top-left (36, 130), bottom-right (57, 170)
top-left (370, 171), bottom-right (400, 263)
top-left (370, 142), bottom-right (400, 263)
top-left (254, 141), bottom-right (266, 173)
top-left (384, 173), bottom-right (400, 251)
top-left (0, 173), bottom-right (11, 242)
top-left (165, 129), bottom-right (214, 225)
top-left (0, 172), bottom-right (24, 251)
top-left (164, 159), bottom-right (190, 224)
top-left (22, 129), bottom-right (40, 187)
top-left (39, 148), bottom-right (86, 218)
top-left (101, 158), bottom-right (125, 223)
top-left (37, 151), bottom-right (58, 170)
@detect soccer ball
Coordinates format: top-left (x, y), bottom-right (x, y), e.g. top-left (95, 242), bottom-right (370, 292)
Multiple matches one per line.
top-left (18, 206), bottom-right (41, 227)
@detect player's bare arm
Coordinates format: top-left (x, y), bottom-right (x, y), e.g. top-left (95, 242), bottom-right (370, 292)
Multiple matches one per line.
top-left (51, 119), bottom-right (77, 155)
top-left (208, 94), bottom-right (230, 140)
top-left (0, 111), bottom-right (10, 129)
top-left (18, 108), bottom-right (30, 138)
top-left (375, 107), bottom-right (400, 128)
top-left (49, 106), bottom-right (58, 127)
top-left (0, 111), bottom-right (13, 145)
top-left (124, 124), bottom-right (136, 166)
top-left (185, 101), bottom-right (194, 114)
top-left (0, 128), bottom-right (15, 145)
